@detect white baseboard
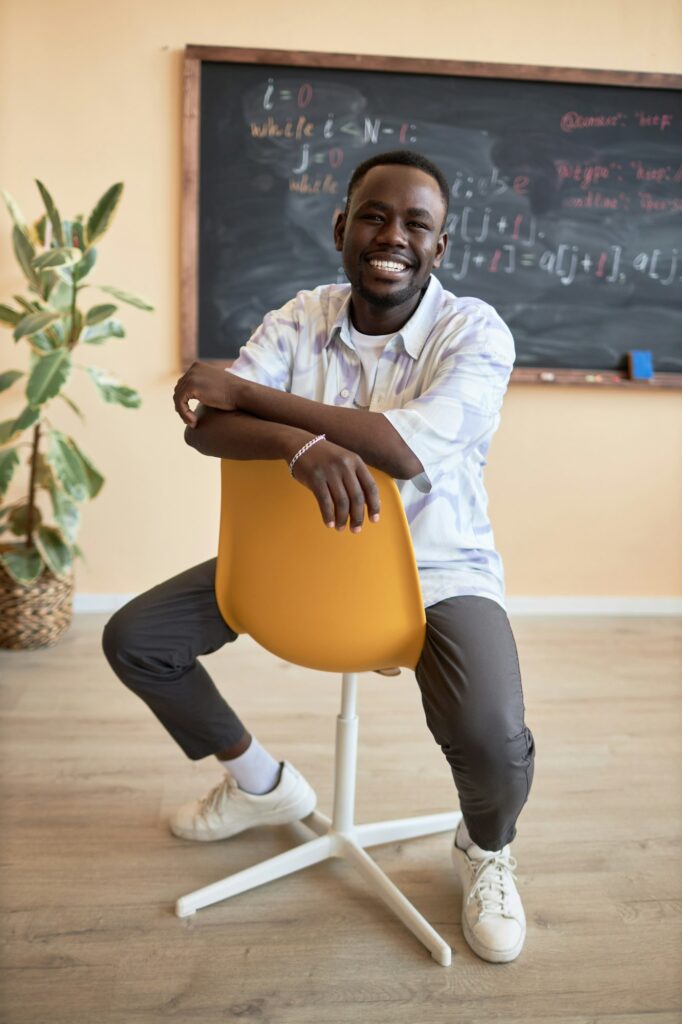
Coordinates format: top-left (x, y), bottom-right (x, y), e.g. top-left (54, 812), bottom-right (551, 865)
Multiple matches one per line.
top-left (74, 593), bottom-right (682, 616)
top-left (75, 594), bottom-right (138, 613)
top-left (506, 596), bottom-right (682, 615)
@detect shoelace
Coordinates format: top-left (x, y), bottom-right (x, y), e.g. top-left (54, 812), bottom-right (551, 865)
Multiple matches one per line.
top-left (467, 852), bottom-right (519, 918)
top-left (198, 775), bottom-right (238, 817)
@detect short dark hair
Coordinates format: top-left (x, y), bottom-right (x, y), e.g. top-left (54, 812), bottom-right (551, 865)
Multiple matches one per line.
top-left (344, 150), bottom-right (450, 222)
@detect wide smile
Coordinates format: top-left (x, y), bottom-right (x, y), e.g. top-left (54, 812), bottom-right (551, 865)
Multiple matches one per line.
top-left (365, 255), bottom-right (413, 277)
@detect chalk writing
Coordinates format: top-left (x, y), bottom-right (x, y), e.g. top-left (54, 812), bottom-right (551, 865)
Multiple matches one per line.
top-left (634, 111), bottom-right (673, 130)
top-left (560, 111), bottom-right (627, 132)
top-left (250, 116), bottom-right (314, 139)
top-left (289, 174), bottom-right (338, 195)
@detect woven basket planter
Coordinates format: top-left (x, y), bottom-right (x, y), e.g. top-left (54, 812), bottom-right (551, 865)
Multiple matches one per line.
top-left (0, 556), bottom-right (74, 650)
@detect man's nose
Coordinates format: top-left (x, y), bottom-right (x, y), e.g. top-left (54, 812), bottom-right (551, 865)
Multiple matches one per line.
top-left (375, 217), bottom-right (407, 247)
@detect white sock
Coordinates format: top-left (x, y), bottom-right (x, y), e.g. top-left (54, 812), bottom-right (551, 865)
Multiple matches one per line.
top-left (456, 818), bottom-right (500, 855)
top-left (216, 737), bottom-right (281, 795)
top-left (456, 818), bottom-right (474, 850)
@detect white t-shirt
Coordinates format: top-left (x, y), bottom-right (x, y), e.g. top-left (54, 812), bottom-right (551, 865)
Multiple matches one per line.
top-left (349, 324), bottom-right (396, 408)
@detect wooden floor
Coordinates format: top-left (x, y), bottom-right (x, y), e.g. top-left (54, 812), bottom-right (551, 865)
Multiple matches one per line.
top-left (1, 614), bottom-right (680, 1024)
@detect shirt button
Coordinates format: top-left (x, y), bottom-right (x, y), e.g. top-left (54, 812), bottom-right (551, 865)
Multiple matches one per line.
top-left (340, 388), bottom-right (350, 399)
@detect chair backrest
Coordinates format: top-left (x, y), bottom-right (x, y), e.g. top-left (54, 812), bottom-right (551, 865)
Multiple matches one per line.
top-left (215, 459), bottom-right (426, 673)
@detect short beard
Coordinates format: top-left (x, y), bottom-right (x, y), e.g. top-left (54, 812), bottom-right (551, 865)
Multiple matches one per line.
top-left (354, 278), bottom-right (423, 309)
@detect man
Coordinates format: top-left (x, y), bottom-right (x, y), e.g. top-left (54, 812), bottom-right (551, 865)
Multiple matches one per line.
top-left (103, 150), bottom-right (535, 964)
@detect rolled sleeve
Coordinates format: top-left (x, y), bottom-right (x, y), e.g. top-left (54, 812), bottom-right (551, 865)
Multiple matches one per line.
top-left (382, 310), bottom-right (514, 493)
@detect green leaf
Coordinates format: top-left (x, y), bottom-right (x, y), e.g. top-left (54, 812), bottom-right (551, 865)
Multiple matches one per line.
top-left (1, 189), bottom-right (28, 234)
top-left (32, 247), bottom-right (81, 270)
top-left (32, 214), bottom-right (47, 247)
top-left (86, 183), bottom-right (123, 246)
top-left (36, 524), bottom-right (72, 577)
top-left (0, 420), bottom-right (17, 445)
top-left (68, 438), bottom-right (104, 498)
top-left (70, 246), bottom-right (97, 283)
top-left (81, 319), bottom-right (125, 344)
top-left (57, 392), bottom-right (85, 420)
top-left (0, 370), bottom-right (24, 393)
top-left (50, 487), bottom-right (80, 543)
top-left (14, 310), bottom-right (58, 341)
top-left (26, 348), bottom-right (71, 405)
top-left (12, 405), bottom-right (41, 434)
top-left (97, 285), bottom-right (154, 311)
top-left (79, 317), bottom-right (124, 346)
top-left (0, 448), bottom-right (20, 497)
top-left (46, 430), bottom-right (90, 502)
top-left (14, 295), bottom-right (42, 314)
top-left (48, 278), bottom-right (74, 313)
top-left (0, 547), bottom-right (44, 584)
top-left (85, 303), bottom-right (117, 326)
top-left (12, 225), bottom-right (40, 290)
top-left (9, 503), bottom-right (42, 537)
top-left (86, 367), bottom-right (141, 408)
top-left (29, 332), bottom-right (58, 353)
top-left (35, 180), bottom-right (65, 247)
top-left (0, 406), bottom-right (40, 446)
top-left (0, 304), bottom-right (24, 326)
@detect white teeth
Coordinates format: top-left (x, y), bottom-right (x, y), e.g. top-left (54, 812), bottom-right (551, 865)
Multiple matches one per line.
top-left (369, 259), bottom-right (407, 273)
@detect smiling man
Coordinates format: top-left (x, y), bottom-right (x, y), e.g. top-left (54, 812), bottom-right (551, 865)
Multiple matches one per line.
top-left (103, 151), bottom-right (536, 964)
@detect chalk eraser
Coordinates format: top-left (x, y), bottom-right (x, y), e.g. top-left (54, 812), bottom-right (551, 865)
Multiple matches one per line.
top-left (627, 350), bottom-right (654, 380)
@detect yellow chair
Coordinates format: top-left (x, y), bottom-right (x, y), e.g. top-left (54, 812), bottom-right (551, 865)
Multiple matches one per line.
top-left (175, 459), bottom-right (461, 965)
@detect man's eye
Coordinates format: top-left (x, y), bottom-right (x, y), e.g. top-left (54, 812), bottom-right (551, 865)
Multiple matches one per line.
top-left (409, 221), bottom-right (429, 230)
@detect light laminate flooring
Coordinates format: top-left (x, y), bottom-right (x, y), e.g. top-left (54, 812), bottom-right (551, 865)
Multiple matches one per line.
top-left (0, 614), bottom-right (680, 1024)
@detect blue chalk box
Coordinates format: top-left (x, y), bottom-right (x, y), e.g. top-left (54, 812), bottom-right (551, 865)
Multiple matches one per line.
top-left (627, 350), bottom-right (654, 380)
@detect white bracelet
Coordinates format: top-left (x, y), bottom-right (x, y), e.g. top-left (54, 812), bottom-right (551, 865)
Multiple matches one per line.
top-left (289, 434), bottom-right (326, 475)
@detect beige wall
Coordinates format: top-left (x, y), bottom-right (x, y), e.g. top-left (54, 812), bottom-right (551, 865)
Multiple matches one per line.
top-left (1, 0), bottom-right (681, 598)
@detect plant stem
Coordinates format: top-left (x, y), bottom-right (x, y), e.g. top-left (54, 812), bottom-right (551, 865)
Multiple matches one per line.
top-left (68, 273), bottom-right (78, 349)
top-left (25, 421), bottom-right (41, 549)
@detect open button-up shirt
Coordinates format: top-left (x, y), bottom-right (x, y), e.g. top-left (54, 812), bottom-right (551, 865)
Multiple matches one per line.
top-left (228, 275), bottom-right (515, 610)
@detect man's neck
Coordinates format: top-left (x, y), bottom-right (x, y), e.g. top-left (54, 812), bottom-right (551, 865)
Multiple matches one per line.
top-left (348, 284), bottom-right (428, 336)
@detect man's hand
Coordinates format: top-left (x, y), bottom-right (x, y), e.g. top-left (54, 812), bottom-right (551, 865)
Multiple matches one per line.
top-left (291, 439), bottom-right (381, 533)
top-left (174, 363), bottom-right (238, 427)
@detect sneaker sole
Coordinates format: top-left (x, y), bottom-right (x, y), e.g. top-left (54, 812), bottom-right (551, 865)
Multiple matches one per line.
top-left (170, 786), bottom-right (317, 842)
top-left (461, 915), bottom-right (526, 963)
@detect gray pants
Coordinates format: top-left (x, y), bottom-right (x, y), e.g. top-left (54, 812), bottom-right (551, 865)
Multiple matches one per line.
top-left (102, 559), bottom-right (535, 851)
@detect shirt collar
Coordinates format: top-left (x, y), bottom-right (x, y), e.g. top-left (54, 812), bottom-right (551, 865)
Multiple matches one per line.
top-left (328, 275), bottom-right (443, 360)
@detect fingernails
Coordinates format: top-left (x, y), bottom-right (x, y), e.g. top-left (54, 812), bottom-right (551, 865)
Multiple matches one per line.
top-left (370, 514), bottom-right (380, 523)
top-left (351, 526), bottom-right (361, 534)
top-left (326, 522), bottom-right (334, 528)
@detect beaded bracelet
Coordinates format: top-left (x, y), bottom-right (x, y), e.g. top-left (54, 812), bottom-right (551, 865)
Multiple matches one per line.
top-left (289, 434), bottom-right (326, 475)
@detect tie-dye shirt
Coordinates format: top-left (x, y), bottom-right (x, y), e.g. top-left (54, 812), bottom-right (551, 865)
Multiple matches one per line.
top-left (228, 275), bottom-right (515, 611)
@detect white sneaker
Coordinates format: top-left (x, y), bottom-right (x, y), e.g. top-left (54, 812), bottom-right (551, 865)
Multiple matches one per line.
top-left (451, 822), bottom-right (526, 963)
top-left (169, 761), bottom-right (317, 842)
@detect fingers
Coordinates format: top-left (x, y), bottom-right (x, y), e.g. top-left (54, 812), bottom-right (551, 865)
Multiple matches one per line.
top-left (356, 463), bottom-right (381, 524)
top-left (316, 483), bottom-right (336, 530)
top-left (173, 372), bottom-right (197, 428)
top-left (323, 461), bottom-right (380, 534)
top-left (292, 444), bottom-right (381, 535)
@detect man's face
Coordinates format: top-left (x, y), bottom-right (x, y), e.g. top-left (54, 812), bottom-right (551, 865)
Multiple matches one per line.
top-left (334, 164), bottom-right (448, 313)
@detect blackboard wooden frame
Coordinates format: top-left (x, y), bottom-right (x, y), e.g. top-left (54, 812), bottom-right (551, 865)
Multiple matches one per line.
top-left (181, 45), bottom-right (682, 388)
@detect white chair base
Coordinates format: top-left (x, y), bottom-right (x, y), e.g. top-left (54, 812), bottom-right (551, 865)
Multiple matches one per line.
top-left (175, 673), bottom-right (462, 967)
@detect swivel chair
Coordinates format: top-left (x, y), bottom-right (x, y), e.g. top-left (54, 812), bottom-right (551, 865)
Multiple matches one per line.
top-left (175, 459), bottom-right (461, 965)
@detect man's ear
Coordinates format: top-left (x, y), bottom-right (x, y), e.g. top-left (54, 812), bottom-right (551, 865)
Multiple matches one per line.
top-left (432, 232), bottom-right (448, 269)
top-left (333, 211), bottom-right (346, 252)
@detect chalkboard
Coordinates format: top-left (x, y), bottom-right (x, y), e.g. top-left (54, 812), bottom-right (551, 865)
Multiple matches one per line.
top-left (182, 48), bottom-right (682, 386)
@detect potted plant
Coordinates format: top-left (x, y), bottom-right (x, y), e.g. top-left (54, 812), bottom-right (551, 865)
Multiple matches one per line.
top-left (0, 181), bottom-right (153, 649)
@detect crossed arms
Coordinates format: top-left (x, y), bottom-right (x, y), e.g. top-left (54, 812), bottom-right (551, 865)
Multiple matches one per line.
top-left (178, 366), bottom-right (423, 534)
